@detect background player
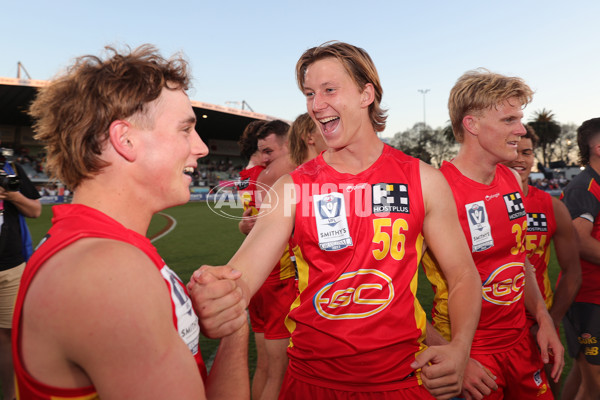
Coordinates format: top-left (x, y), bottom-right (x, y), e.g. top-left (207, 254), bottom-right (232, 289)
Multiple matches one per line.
top-left (502, 125), bottom-right (581, 396)
top-left (560, 117), bottom-right (600, 400)
top-left (422, 69), bottom-right (564, 399)
top-left (236, 120), bottom-right (267, 235)
top-left (288, 112), bottom-right (327, 167)
top-left (241, 120), bottom-right (296, 400)
top-left (189, 41), bottom-right (482, 399)
top-left (13, 45), bottom-right (249, 400)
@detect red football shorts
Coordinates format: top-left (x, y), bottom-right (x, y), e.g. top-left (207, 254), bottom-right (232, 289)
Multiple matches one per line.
top-left (248, 277), bottom-right (297, 339)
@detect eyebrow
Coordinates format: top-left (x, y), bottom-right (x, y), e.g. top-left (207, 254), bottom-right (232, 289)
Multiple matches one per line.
top-left (180, 116), bottom-right (197, 126)
top-left (304, 80), bottom-right (337, 91)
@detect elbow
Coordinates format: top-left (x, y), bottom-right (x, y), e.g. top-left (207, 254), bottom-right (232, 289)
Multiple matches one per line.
top-left (26, 202), bottom-right (42, 219)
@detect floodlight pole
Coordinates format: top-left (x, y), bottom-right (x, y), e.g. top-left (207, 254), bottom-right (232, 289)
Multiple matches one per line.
top-left (226, 100), bottom-right (254, 112)
top-left (417, 89), bottom-right (430, 128)
top-left (17, 62), bottom-right (32, 80)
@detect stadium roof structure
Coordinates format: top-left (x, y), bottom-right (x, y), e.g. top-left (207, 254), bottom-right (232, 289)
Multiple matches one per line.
top-left (0, 76), bottom-right (280, 144)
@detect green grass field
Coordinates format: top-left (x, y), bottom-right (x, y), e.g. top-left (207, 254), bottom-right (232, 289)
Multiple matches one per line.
top-left (22, 201), bottom-right (573, 390)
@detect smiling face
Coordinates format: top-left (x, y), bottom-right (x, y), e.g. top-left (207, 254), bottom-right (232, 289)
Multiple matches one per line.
top-left (469, 97), bottom-right (528, 164)
top-left (302, 57), bottom-right (372, 150)
top-left (503, 137), bottom-right (534, 186)
top-left (258, 133), bottom-right (288, 166)
top-left (133, 88), bottom-right (208, 208)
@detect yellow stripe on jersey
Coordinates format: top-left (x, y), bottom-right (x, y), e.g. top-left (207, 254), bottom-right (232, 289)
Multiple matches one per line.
top-left (412, 232), bottom-right (428, 385)
top-left (278, 244), bottom-right (296, 280)
top-left (421, 249), bottom-right (452, 342)
top-left (50, 393), bottom-right (100, 400)
top-left (284, 244), bottom-right (306, 346)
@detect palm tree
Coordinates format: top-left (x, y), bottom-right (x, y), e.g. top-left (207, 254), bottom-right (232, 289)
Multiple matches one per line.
top-left (528, 109), bottom-right (561, 167)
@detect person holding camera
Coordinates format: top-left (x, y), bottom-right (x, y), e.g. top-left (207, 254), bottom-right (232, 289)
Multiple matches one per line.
top-left (0, 144), bottom-right (41, 400)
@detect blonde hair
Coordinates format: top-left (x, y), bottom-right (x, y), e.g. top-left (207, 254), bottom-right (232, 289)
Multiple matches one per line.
top-left (289, 113), bottom-right (317, 166)
top-left (296, 41), bottom-right (387, 133)
top-left (448, 68), bottom-right (533, 142)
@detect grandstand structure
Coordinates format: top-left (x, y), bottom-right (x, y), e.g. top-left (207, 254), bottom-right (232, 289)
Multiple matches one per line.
top-left (0, 76), bottom-right (281, 195)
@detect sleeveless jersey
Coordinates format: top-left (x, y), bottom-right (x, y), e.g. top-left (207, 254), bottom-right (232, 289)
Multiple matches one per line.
top-left (287, 145), bottom-right (428, 391)
top-left (523, 185), bottom-right (557, 312)
top-left (12, 204), bottom-right (205, 400)
top-left (561, 166), bottom-right (600, 305)
top-left (236, 165), bottom-right (265, 216)
top-left (422, 162), bottom-right (528, 353)
top-left (237, 165), bottom-right (295, 283)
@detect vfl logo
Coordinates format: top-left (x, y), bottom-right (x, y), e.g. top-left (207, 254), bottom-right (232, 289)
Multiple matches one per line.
top-left (318, 194), bottom-right (342, 223)
top-left (527, 213), bottom-right (548, 232)
top-left (372, 183), bottom-right (409, 214)
top-left (468, 203), bottom-right (486, 229)
top-left (313, 269), bottom-right (394, 320)
top-left (503, 192), bottom-right (526, 221)
top-left (314, 192), bottom-right (353, 251)
top-left (482, 262), bottom-right (525, 305)
top-left (466, 201), bottom-right (494, 252)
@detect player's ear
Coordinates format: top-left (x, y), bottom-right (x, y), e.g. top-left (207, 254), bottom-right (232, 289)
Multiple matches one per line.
top-left (360, 83), bottom-right (375, 108)
top-left (109, 119), bottom-right (136, 162)
top-left (463, 115), bottom-right (478, 137)
top-left (591, 143), bottom-right (600, 159)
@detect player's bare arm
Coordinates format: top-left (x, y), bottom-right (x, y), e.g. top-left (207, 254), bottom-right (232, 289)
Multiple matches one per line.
top-left (548, 197), bottom-right (582, 327)
top-left (205, 322), bottom-right (250, 400)
top-left (22, 239), bottom-right (207, 400)
top-left (413, 163), bottom-right (481, 399)
top-left (425, 321), bottom-right (498, 400)
top-left (189, 174), bottom-right (296, 337)
top-left (573, 216), bottom-right (600, 264)
top-left (523, 257), bottom-right (565, 382)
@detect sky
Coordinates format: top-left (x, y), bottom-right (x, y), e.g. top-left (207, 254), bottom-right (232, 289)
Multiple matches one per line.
top-left (1, 0), bottom-right (598, 139)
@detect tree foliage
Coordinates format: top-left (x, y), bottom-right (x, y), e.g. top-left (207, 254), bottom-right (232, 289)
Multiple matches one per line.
top-left (528, 109), bottom-right (561, 167)
top-left (389, 123), bottom-right (458, 167)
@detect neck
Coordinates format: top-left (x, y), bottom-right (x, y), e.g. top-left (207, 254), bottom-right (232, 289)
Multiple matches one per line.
top-left (72, 179), bottom-right (153, 236)
top-left (521, 178), bottom-right (529, 195)
top-left (324, 131), bottom-right (384, 174)
top-left (452, 145), bottom-right (498, 185)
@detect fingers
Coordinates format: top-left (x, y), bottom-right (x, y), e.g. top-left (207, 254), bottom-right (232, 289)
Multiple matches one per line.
top-left (461, 358), bottom-right (497, 400)
top-left (549, 345), bottom-right (565, 382)
top-left (188, 279), bottom-right (247, 339)
top-left (415, 347), bottom-right (462, 399)
top-left (189, 265), bottom-right (242, 286)
top-left (186, 265), bottom-right (247, 339)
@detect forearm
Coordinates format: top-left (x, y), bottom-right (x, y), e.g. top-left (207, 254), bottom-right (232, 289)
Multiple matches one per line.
top-left (425, 320), bottom-right (449, 346)
top-left (524, 263), bottom-right (553, 327)
top-left (205, 322), bottom-right (250, 400)
top-left (446, 271), bottom-right (481, 351)
top-left (549, 267), bottom-right (581, 327)
top-left (6, 192), bottom-right (41, 218)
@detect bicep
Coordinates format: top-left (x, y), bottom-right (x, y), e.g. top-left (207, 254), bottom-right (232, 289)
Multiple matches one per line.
top-left (421, 166), bottom-right (473, 282)
top-left (65, 243), bottom-right (204, 398)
